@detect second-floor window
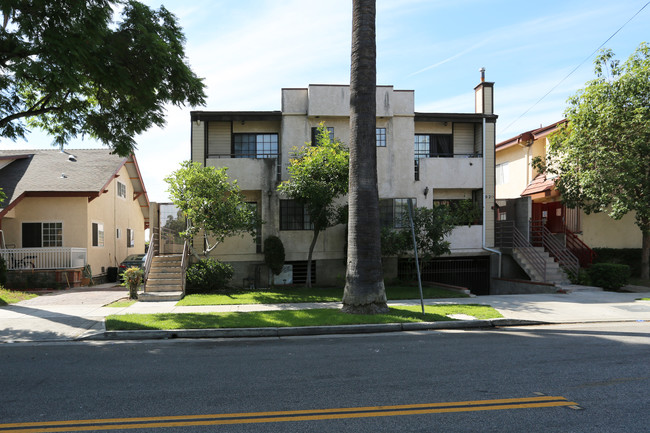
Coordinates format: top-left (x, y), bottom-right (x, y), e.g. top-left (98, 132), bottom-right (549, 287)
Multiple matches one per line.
top-left (376, 128), bottom-right (386, 147)
top-left (496, 162), bottom-right (509, 185)
top-left (415, 134), bottom-right (453, 158)
top-left (233, 133), bottom-right (278, 158)
top-left (117, 181), bottom-right (127, 199)
top-left (311, 127), bottom-right (334, 145)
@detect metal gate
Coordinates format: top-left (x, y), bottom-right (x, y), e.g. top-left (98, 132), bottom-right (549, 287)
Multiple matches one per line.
top-left (158, 203), bottom-right (186, 255)
top-left (398, 256), bottom-right (491, 295)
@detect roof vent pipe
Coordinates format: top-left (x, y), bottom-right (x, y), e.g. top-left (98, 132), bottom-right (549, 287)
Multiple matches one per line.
top-left (479, 67), bottom-right (486, 83)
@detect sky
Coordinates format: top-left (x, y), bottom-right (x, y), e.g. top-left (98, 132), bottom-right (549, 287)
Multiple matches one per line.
top-left (2, 0), bottom-right (649, 203)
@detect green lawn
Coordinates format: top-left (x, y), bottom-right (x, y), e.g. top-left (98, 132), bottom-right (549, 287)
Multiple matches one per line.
top-left (0, 287), bottom-right (38, 306)
top-left (106, 304), bottom-right (501, 331)
top-left (106, 299), bottom-right (137, 308)
top-left (177, 285), bottom-right (467, 306)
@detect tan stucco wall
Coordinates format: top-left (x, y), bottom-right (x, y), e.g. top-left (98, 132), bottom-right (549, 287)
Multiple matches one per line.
top-left (87, 165), bottom-right (146, 273)
top-left (2, 197), bottom-right (88, 248)
top-left (580, 211), bottom-right (641, 248)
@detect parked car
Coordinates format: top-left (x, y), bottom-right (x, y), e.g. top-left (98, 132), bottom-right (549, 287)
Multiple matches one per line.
top-left (118, 254), bottom-right (146, 275)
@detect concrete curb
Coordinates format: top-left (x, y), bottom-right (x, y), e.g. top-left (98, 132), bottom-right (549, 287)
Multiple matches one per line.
top-left (83, 318), bottom-right (550, 341)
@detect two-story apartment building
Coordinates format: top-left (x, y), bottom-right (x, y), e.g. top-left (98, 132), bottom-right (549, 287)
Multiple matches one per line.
top-left (496, 120), bottom-right (641, 266)
top-left (190, 79), bottom-right (497, 294)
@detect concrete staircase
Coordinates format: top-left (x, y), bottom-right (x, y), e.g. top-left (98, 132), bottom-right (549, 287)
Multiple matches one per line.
top-left (513, 246), bottom-right (572, 285)
top-left (139, 255), bottom-right (185, 302)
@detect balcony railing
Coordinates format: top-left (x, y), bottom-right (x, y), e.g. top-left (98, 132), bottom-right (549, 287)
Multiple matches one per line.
top-left (0, 248), bottom-right (87, 271)
top-left (206, 152), bottom-right (281, 181)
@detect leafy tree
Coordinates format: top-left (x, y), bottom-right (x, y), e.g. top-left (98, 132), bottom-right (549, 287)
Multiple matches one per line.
top-left (342, 0), bottom-right (388, 314)
top-left (164, 161), bottom-right (258, 260)
top-left (0, 0), bottom-right (205, 156)
top-left (277, 125), bottom-right (349, 287)
top-left (381, 205), bottom-right (455, 266)
top-left (534, 43), bottom-right (650, 279)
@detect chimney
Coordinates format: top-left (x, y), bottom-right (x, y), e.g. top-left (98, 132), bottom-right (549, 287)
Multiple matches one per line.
top-left (474, 67), bottom-right (494, 114)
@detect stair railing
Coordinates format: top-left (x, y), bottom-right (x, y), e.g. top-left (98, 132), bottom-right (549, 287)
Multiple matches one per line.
top-left (530, 220), bottom-right (580, 278)
top-left (143, 228), bottom-right (158, 290)
top-left (496, 221), bottom-right (547, 281)
top-left (565, 228), bottom-right (596, 267)
top-left (180, 239), bottom-right (189, 295)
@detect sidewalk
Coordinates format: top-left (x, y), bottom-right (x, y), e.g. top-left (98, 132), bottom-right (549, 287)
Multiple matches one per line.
top-left (1, 284), bottom-right (649, 343)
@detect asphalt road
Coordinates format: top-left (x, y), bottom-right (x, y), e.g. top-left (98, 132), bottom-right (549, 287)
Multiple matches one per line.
top-left (1, 322), bottom-right (649, 432)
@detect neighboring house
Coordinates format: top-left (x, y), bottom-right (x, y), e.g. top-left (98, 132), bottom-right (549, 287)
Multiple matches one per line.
top-left (185, 77), bottom-right (498, 294)
top-left (495, 120), bottom-right (640, 272)
top-left (0, 149), bottom-right (149, 287)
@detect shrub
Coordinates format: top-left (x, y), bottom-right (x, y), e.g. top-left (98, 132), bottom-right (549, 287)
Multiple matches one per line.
top-left (592, 248), bottom-right (642, 277)
top-left (186, 259), bottom-right (234, 293)
top-left (121, 267), bottom-right (144, 299)
top-left (588, 263), bottom-right (631, 291)
top-left (264, 235), bottom-right (285, 276)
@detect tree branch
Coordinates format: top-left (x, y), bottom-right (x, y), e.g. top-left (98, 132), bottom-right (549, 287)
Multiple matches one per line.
top-left (0, 105), bottom-right (60, 129)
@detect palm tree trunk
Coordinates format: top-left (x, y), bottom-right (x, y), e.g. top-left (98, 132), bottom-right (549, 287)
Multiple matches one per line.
top-left (342, 0), bottom-right (388, 314)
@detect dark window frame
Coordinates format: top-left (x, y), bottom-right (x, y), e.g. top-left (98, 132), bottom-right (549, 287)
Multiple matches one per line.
top-left (376, 127), bottom-right (386, 147)
top-left (22, 222), bottom-right (63, 248)
top-left (232, 133), bottom-right (279, 158)
top-left (379, 198), bottom-right (414, 229)
top-left (280, 200), bottom-right (313, 231)
top-left (311, 127), bottom-right (335, 146)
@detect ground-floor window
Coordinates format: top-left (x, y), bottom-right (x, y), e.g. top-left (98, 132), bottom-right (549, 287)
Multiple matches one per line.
top-left (280, 200), bottom-right (312, 230)
top-left (92, 222), bottom-right (104, 247)
top-left (22, 222), bottom-right (63, 248)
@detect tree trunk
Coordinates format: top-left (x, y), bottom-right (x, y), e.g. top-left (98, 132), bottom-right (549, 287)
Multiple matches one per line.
top-left (642, 230), bottom-right (650, 280)
top-left (342, 0), bottom-right (388, 314)
top-left (306, 228), bottom-right (320, 288)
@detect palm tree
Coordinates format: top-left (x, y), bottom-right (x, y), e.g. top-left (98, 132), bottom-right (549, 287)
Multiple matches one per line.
top-left (342, 0), bottom-right (388, 314)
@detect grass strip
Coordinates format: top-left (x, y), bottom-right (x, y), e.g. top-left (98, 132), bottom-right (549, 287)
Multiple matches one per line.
top-left (106, 304), bottom-right (502, 331)
top-left (177, 285), bottom-right (467, 306)
top-left (106, 299), bottom-right (137, 308)
top-left (0, 287), bottom-right (38, 306)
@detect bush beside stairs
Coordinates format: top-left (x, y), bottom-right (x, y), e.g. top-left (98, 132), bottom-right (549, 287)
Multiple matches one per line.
top-left (139, 255), bottom-right (185, 302)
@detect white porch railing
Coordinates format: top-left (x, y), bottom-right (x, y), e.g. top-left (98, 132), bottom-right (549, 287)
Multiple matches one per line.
top-left (0, 248), bottom-right (87, 271)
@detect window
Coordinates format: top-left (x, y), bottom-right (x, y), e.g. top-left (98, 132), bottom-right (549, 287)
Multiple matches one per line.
top-left (376, 128), bottom-right (386, 147)
top-left (311, 127), bottom-right (335, 145)
top-left (415, 134), bottom-right (453, 158)
top-left (116, 228), bottom-right (121, 239)
top-left (496, 162), bottom-right (509, 185)
top-left (126, 228), bottom-right (135, 248)
top-left (117, 181), bottom-right (127, 199)
top-left (233, 133), bottom-right (278, 158)
top-left (379, 198), bottom-right (413, 228)
top-left (92, 222), bottom-right (104, 247)
top-left (22, 222), bottom-right (63, 247)
top-left (434, 197), bottom-right (483, 226)
top-left (280, 200), bottom-right (312, 230)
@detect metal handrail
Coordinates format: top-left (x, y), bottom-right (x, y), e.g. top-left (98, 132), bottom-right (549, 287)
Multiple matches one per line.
top-left (531, 220), bottom-right (580, 277)
top-left (143, 228), bottom-right (157, 284)
top-left (180, 239), bottom-right (189, 295)
top-left (495, 221), bottom-right (547, 281)
top-left (565, 228), bottom-right (596, 267)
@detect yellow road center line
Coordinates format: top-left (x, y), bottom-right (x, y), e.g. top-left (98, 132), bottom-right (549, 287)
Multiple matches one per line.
top-left (0, 396), bottom-right (577, 432)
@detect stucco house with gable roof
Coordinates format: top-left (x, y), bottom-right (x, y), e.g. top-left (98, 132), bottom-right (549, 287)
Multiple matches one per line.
top-left (0, 149), bottom-right (149, 287)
